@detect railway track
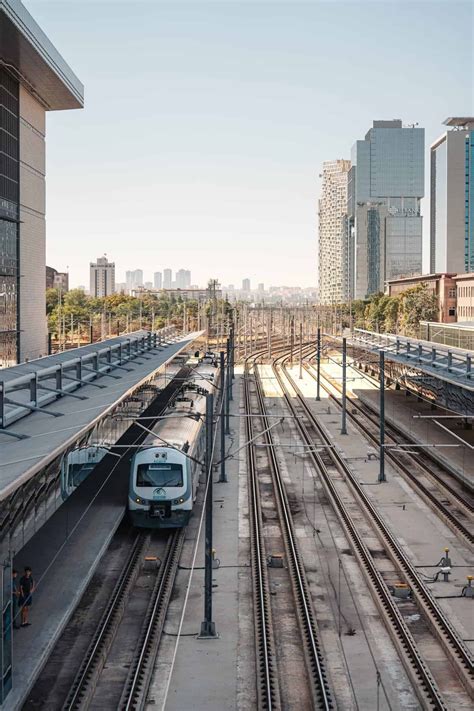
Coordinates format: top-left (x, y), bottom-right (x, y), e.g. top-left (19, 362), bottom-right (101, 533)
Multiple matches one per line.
top-left (304, 356), bottom-right (474, 547)
top-left (63, 529), bottom-right (184, 711)
top-left (244, 351), bottom-right (333, 710)
top-left (269, 351), bottom-right (473, 709)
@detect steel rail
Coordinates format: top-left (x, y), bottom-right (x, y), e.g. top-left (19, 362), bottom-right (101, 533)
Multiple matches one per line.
top-left (275, 353), bottom-right (473, 704)
top-left (120, 528), bottom-right (185, 711)
top-left (62, 532), bottom-right (148, 710)
top-left (305, 352), bottom-right (473, 512)
top-left (249, 356), bottom-right (333, 710)
top-left (304, 360), bottom-right (474, 545)
top-left (243, 355), bottom-right (281, 710)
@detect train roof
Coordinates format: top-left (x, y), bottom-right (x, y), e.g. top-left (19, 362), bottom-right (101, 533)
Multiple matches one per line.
top-left (141, 361), bottom-right (218, 452)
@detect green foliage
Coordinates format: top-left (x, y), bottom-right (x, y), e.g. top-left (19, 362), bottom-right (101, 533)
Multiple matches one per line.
top-left (343, 283), bottom-right (438, 336)
top-left (47, 290), bottom-right (212, 342)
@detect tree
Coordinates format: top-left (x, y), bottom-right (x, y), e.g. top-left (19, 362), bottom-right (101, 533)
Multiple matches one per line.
top-left (399, 284), bottom-right (438, 337)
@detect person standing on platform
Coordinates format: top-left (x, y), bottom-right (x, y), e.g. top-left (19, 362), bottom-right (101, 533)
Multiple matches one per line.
top-left (12, 569), bottom-right (20, 629)
top-left (19, 566), bottom-right (35, 627)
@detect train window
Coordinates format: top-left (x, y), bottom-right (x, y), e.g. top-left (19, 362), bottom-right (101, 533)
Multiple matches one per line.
top-left (136, 463), bottom-right (183, 487)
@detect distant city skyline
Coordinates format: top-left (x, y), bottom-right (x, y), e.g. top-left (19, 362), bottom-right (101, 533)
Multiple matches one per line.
top-left (24, 0), bottom-right (471, 290)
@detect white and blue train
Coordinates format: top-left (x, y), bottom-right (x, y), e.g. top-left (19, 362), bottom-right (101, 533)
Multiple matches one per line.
top-left (128, 361), bottom-right (217, 528)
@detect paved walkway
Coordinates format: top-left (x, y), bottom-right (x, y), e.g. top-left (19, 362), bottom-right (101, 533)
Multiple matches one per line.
top-left (321, 358), bottom-right (474, 489)
top-left (147, 374), bottom-right (245, 711)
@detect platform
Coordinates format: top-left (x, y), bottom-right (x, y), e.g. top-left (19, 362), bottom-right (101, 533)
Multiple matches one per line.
top-left (146, 374), bottom-right (247, 711)
top-left (291, 365), bottom-right (474, 659)
top-left (3, 362), bottom-right (188, 710)
top-left (321, 357), bottom-right (473, 489)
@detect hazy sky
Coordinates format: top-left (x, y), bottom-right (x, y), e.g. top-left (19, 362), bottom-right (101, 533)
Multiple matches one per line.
top-left (25, 0), bottom-right (473, 289)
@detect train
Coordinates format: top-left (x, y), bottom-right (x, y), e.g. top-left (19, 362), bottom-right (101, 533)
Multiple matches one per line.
top-left (128, 358), bottom-right (217, 528)
top-left (61, 445), bottom-right (108, 500)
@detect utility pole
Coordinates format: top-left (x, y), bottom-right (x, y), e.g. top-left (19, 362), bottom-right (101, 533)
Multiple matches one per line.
top-left (299, 322), bottom-right (303, 378)
top-left (227, 336), bottom-right (233, 401)
top-left (290, 315), bottom-right (294, 365)
top-left (219, 351), bottom-right (227, 483)
top-left (316, 326), bottom-right (321, 401)
top-left (200, 392), bottom-right (217, 638)
top-left (225, 338), bottom-right (231, 434)
top-left (379, 350), bottom-right (386, 482)
top-left (341, 337), bottom-right (347, 434)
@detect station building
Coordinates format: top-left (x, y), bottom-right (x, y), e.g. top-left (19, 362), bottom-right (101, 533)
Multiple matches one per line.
top-left (0, 0), bottom-right (83, 367)
top-left (0, 328), bottom-right (201, 703)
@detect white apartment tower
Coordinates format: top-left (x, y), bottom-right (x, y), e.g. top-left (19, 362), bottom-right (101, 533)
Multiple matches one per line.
top-left (90, 256), bottom-right (115, 297)
top-left (318, 159), bottom-right (351, 304)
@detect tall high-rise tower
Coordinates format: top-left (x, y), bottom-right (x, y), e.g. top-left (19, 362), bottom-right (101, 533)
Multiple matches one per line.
top-left (318, 159), bottom-right (351, 304)
top-left (430, 117), bottom-right (474, 274)
top-left (349, 120), bottom-right (424, 298)
top-left (90, 256), bottom-right (115, 297)
top-left (163, 269), bottom-right (173, 289)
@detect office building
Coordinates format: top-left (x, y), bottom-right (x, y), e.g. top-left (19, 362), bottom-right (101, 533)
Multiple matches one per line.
top-left (430, 118), bottom-right (474, 274)
top-left (258, 283), bottom-right (265, 292)
top-left (0, 1), bottom-right (83, 367)
top-left (318, 159), bottom-right (351, 304)
top-left (175, 269), bottom-right (192, 289)
top-left (125, 269), bottom-right (143, 292)
top-left (46, 266), bottom-right (69, 292)
top-left (90, 256), bottom-right (115, 297)
top-left (154, 271), bottom-right (162, 289)
top-left (242, 278), bottom-right (251, 291)
top-left (349, 120), bottom-right (424, 298)
top-left (144, 281), bottom-right (153, 290)
top-left (163, 268), bottom-right (173, 289)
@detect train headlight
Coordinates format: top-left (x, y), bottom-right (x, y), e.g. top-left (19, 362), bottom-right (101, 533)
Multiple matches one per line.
top-left (179, 497), bottom-right (184, 504)
top-left (135, 496), bottom-right (142, 504)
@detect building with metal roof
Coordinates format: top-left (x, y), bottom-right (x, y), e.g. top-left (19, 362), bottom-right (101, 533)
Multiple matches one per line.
top-left (349, 329), bottom-right (474, 414)
top-left (0, 329), bottom-right (203, 555)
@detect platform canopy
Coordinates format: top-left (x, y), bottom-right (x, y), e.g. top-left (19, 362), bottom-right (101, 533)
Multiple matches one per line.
top-left (0, 330), bottom-right (203, 500)
top-left (0, 0), bottom-right (84, 109)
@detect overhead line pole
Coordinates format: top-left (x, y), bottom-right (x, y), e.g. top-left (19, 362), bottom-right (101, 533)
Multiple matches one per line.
top-left (200, 392), bottom-right (217, 638)
top-left (341, 336), bottom-right (347, 434)
top-left (379, 349), bottom-right (386, 483)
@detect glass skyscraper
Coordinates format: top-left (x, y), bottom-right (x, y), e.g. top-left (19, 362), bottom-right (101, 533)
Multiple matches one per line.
top-left (430, 118), bottom-right (474, 275)
top-left (349, 120), bottom-right (425, 299)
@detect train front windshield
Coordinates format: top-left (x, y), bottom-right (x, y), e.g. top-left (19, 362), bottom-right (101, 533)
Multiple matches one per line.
top-left (136, 463), bottom-right (183, 487)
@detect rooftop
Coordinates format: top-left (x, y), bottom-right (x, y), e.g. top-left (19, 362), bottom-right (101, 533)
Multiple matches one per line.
top-left (443, 117), bottom-right (474, 128)
top-left (0, 0), bottom-right (83, 109)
